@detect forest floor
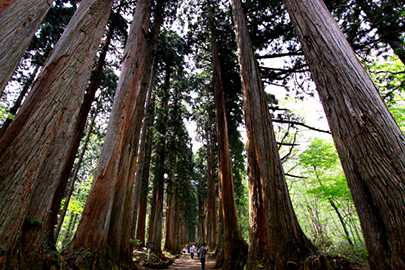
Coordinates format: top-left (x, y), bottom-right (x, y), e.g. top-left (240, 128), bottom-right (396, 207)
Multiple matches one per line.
top-left (168, 253), bottom-right (216, 270)
top-left (134, 250), bottom-right (217, 269)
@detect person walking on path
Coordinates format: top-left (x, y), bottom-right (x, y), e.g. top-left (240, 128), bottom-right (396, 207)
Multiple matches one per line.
top-left (199, 243), bottom-right (208, 270)
top-left (190, 246), bottom-right (195, 259)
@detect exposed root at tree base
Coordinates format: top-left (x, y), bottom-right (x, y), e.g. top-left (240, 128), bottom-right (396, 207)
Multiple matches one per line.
top-left (215, 242), bottom-right (248, 270)
top-left (133, 250), bottom-right (177, 269)
top-left (249, 253), bottom-right (368, 270)
top-left (63, 247), bottom-right (139, 270)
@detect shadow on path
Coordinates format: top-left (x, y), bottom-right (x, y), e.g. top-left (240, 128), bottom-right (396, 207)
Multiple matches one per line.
top-left (168, 253), bottom-right (216, 270)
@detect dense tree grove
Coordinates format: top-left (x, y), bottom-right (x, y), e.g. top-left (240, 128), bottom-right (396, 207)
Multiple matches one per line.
top-left (0, 0), bottom-right (404, 269)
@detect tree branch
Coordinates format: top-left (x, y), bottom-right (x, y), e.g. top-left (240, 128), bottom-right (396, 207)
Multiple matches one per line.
top-left (273, 119), bottom-right (331, 134)
top-left (256, 51), bottom-right (304, 59)
top-left (285, 173), bottom-right (307, 179)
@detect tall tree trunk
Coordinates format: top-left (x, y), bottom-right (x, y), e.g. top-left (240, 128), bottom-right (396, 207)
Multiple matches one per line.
top-left (284, 0), bottom-right (405, 268)
top-left (164, 140), bottom-right (177, 253)
top-left (148, 67), bottom-right (171, 254)
top-left (0, 0), bottom-right (113, 268)
top-left (0, 0), bottom-right (54, 96)
top-left (165, 175), bottom-right (174, 251)
top-left (230, 0), bottom-right (315, 268)
top-left (130, 70), bottom-right (155, 241)
top-left (53, 17), bottom-right (115, 242)
top-left (173, 184), bottom-right (181, 251)
top-left (206, 119), bottom-right (217, 249)
top-left (197, 177), bottom-right (206, 243)
top-left (135, 110), bottom-right (155, 248)
top-left (66, 0), bottom-right (163, 267)
top-left (208, 1), bottom-right (247, 268)
top-left (54, 100), bottom-right (101, 241)
top-left (23, 7), bottom-right (115, 255)
top-left (246, 139), bottom-right (268, 268)
top-left (214, 164), bottom-right (225, 268)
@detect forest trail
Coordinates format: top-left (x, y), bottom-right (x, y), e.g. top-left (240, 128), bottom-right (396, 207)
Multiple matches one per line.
top-left (168, 253), bottom-right (216, 270)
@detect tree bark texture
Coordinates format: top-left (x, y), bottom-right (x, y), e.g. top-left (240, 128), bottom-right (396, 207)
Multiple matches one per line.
top-left (54, 100), bottom-right (101, 241)
top-left (0, 0), bottom-right (54, 96)
top-left (68, 0), bottom-right (162, 264)
top-left (130, 71), bottom-right (155, 241)
top-left (135, 115), bottom-right (154, 248)
top-left (164, 174), bottom-right (175, 252)
top-left (148, 67), bottom-right (171, 254)
top-left (231, 0), bottom-right (315, 268)
top-left (197, 177), bottom-right (206, 243)
top-left (246, 139), bottom-right (268, 269)
top-left (208, 1), bottom-right (247, 268)
top-left (52, 15), bottom-right (115, 244)
top-left (206, 121), bottom-right (217, 249)
top-left (0, 0), bottom-right (113, 267)
top-left (164, 141), bottom-right (180, 254)
top-left (284, 0), bottom-right (405, 268)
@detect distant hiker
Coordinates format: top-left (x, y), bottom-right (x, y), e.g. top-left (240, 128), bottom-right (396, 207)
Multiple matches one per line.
top-left (199, 243), bottom-right (207, 270)
top-left (197, 244), bottom-right (200, 259)
top-left (190, 246), bottom-right (195, 259)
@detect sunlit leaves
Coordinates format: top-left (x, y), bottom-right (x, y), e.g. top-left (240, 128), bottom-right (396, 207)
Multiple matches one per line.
top-left (365, 55), bottom-right (405, 133)
top-left (298, 138), bottom-right (353, 205)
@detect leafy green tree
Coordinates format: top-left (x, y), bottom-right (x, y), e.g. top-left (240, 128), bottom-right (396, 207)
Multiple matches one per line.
top-left (299, 139), bottom-right (356, 246)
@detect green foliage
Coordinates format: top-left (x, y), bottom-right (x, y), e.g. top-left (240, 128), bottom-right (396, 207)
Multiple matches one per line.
top-left (130, 239), bottom-right (142, 245)
top-left (25, 215), bottom-right (44, 225)
top-left (299, 138), bottom-right (352, 205)
top-left (0, 104), bottom-right (15, 124)
top-left (287, 138), bottom-right (368, 265)
top-left (326, 240), bottom-right (369, 267)
top-left (364, 55), bottom-right (405, 133)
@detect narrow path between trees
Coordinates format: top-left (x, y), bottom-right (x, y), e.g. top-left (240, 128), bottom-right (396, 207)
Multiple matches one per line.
top-left (168, 253), bottom-right (216, 270)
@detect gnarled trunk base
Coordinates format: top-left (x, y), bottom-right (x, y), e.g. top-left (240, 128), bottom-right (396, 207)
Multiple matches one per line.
top-left (63, 247), bottom-right (138, 270)
top-left (1, 238), bottom-right (66, 270)
top-left (216, 238), bottom-right (248, 270)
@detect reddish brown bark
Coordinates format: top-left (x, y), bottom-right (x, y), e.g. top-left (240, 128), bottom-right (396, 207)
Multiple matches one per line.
top-left (284, 0), bottom-right (405, 268)
top-left (135, 114), bottom-right (154, 248)
top-left (0, 0), bottom-right (113, 267)
top-left (130, 71), bottom-right (154, 241)
top-left (246, 139), bottom-right (267, 268)
top-left (197, 175), bottom-right (206, 243)
top-left (0, 0), bottom-right (54, 95)
top-left (202, 117), bottom-right (216, 247)
top-left (208, 1), bottom-right (248, 268)
top-left (54, 100), bottom-right (101, 241)
top-left (164, 176), bottom-right (175, 251)
top-left (148, 67), bottom-right (171, 254)
top-left (206, 117), bottom-right (218, 249)
top-left (53, 15), bottom-right (115, 243)
top-left (230, 0), bottom-right (315, 268)
top-left (164, 141), bottom-right (180, 254)
top-left (67, 0), bottom-right (163, 267)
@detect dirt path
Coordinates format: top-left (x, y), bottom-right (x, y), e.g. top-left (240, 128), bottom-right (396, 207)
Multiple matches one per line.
top-left (168, 253), bottom-right (216, 270)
